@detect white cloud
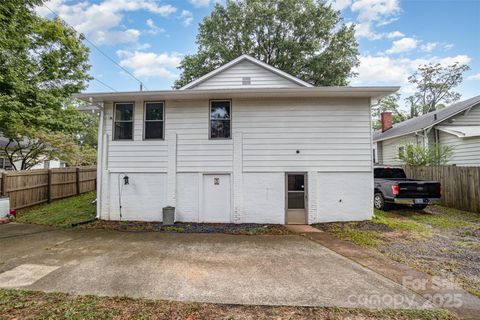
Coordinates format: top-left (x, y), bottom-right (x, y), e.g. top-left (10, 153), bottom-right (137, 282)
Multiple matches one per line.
top-left (385, 37), bottom-right (418, 54)
top-left (37, 0), bottom-right (176, 45)
top-left (330, 0), bottom-right (401, 40)
top-left (467, 73), bottom-right (480, 81)
top-left (117, 50), bottom-right (182, 78)
top-left (146, 18), bottom-right (166, 35)
top-left (352, 54), bottom-right (472, 94)
top-left (94, 29), bottom-right (141, 45)
top-left (180, 10), bottom-right (194, 27)
top-left (330, 0), bottom-right (352, 11)
top-left (385, 31), bottom-right (404, 39)
top-left (188, 0), bottom-right (215, 7)
top-left (420, 42), bottom-right (438, 52)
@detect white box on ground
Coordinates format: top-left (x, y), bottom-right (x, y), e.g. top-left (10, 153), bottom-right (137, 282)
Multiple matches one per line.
top-left (0, 197), bottom-right (10, 218)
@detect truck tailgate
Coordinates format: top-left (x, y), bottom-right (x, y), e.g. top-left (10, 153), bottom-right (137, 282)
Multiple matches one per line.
top-left (397, 182), bottom-right (441, 198)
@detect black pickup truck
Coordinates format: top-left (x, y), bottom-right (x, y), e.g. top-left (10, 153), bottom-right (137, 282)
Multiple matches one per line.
top-left (374, 167), bottom-right (441, 211)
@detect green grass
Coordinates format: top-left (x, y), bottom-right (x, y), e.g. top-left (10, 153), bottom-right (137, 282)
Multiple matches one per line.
top-left (373, 209), bottom-right (431, 236)
top-left (327, 225), bottom-right (382, 247)
top-left (402, 206), bottom-right (479, 229)
top-left (0, 288), bottom-right (457, 320)
top-left (16, 192), bottom-right (96, 227)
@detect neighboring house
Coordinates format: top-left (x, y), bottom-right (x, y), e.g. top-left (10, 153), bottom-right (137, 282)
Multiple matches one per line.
top-left (77, 54), bottom-right (397, 224)
top-left (373, 95), bottom-right (480, 166)
top-left (0, 136), bottom-right (65, 171)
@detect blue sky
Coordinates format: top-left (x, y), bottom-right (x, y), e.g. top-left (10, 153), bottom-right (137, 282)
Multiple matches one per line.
top-left (37, 0), bottom-right (480, 109)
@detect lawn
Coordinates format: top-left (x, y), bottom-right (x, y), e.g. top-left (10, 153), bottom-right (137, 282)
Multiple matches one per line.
top-left (0, 289), bottom-right (456, 320)
top-left (314, 205), bottom-right (480, 298)
top-left (16, 192), bottom-right (96, 227)
top-left (13, 193), bottom-right (290, 235)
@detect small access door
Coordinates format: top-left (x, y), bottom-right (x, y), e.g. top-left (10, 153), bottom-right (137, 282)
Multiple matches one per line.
top-left (286, 173), bottom-right (307, 224)
top-left (202, 174), bottom-right (231, 222)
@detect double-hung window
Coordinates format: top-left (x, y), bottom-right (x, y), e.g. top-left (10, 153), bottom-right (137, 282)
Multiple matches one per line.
top-left (210, 100), bottom-right (231, 139)
top-left (144, 102), bottom-right (164, 140)
top-left (114, 103), bottom-right (134, 140)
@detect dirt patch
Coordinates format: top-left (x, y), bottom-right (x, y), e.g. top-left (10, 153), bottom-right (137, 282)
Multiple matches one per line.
top-left (0, 289), bottom-right (457, 320)
top-left (81, 220), bottom-right (291, 235)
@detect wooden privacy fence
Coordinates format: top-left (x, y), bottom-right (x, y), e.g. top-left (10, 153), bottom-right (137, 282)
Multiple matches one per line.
top-left (0, 166), bottom-right (96, 210)
top-left (403, 165), bottom-right (480, 213)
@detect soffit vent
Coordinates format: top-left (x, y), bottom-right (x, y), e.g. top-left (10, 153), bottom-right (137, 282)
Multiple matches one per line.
top-left (242, 77), bottom-right (251, 85)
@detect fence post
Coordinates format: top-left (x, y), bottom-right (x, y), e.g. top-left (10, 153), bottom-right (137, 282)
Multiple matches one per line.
top-left (47, 169), bottom-right (52, 203)
top-left (0, 172), bottom-right (6, 196)
top-left (76, 167), bottom-right (80, 195)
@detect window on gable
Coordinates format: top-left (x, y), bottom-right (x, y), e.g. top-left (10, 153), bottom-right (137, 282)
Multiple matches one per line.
top-left (144, 102), bottom-right (164, 140)
top-left (210, 100), bottom-right (231, 139)
top-left (114, 103), bottom-right (134, 140)
top-left (398, 146), bottom-right (405, 160)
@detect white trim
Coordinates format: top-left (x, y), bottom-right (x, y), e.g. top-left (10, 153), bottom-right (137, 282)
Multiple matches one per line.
top-left (179, 54), bottom-right (314, 90)
top-left (96, 103), bottom-right (104, 219)
top-left (436, 125), bottom-right (480, 138)
top-left (77, 86), bottom-right (399, 103)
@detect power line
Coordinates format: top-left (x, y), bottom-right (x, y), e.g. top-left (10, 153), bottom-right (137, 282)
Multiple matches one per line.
top-left (94, 78), bottom-right (118, 92)
top-left (42, 3), bottom-right (148, 91)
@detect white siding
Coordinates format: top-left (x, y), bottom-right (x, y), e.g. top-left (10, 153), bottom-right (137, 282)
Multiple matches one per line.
top-left (439, 131), bottom-right (480, 166)
top-left (108, 173), bottom-right (167, 221)
top-left (236, 98), bottom-right (373, 172)
top-left (167, 101), bottom-right (233, 172)
top-left (314, 172), bottom-right (373, 223)
top-left (241, 172), bottom-right (285, 224)
top-left (104, 101), bottom-right (168, 172)
top-left (380, 133), bottom-right (421, 165)
top-left (447, 104), bottom-right (480, 125)
top-left (100, 96), bottom-right (374, 223)
top-left (192, 60), bottom-right (302, 90)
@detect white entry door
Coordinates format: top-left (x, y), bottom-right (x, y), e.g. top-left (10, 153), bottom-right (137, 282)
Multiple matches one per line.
top-left (202, 174), bottom-right (231, 222)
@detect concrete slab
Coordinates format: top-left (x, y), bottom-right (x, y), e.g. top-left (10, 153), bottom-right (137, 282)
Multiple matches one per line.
top-left (0, 223), bottom-right (430, 309)
top-left (0, 264), bottom-right (60, 288)
top-left (298, 230), bottom-right (480, 319)
top-left (285, 225), bottom-right (322, 233)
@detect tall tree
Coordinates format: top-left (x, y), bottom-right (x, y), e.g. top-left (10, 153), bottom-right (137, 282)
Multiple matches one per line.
top-left (0, 0), bottom-right (92, 169)
top-left (406, 62), bottom-right (470, 117)
top-left (372, 93), bottom-right (408, 130)
top-left (174, 0), bottom-right (359, 88)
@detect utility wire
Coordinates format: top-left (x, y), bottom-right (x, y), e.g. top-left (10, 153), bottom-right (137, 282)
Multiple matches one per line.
top-left (42, 3), bottom-right (148, 91)
top-left (94, 78), bottom-right (118, 92)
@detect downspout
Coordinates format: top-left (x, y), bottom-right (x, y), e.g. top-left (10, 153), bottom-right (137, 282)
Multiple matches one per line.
top-left (96, 102), bottom-right (105, 219)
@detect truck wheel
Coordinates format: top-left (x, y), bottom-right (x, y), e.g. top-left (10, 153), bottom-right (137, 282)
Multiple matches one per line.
top-left (413, 204), bottom-right (428, 210)
top-left (374, 193), bottom-right (390, 211)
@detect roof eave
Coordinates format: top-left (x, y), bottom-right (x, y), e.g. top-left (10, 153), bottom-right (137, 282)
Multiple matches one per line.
top-left (74, 86), bottom-right (399, 103)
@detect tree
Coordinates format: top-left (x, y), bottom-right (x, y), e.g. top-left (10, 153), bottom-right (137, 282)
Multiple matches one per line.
top-left (372, 93), bottom-right (408, 130)
top-left (399, 143), bottom-right (453, 166)
top-left (174, 0), bottom-right (359, 88)
top-left (0, 0), bottom-right (92, 168)
top-left (406, 62), bottom-right (470, 117)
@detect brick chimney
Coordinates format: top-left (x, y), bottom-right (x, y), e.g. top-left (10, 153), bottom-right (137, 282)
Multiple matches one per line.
top-left (381, 112), bottom-right (393, 132)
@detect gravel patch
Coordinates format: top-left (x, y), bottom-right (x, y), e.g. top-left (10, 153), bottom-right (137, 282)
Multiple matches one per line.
top-left (379, 225), bottom-right (480, 295)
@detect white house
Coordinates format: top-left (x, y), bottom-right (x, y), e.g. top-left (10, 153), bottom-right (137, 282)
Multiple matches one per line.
top-left (78, 55), bottom-right (397, 224)
top-left (374, 95), bottom-right (480, 166)
top-left (0, 136), bottom-right (65, 171)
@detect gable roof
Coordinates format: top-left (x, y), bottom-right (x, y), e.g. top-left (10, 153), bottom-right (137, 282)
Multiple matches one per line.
top-left (179, 54), bottom-right (314, 90)
top-left (373, 95), bottom-right (480, 142)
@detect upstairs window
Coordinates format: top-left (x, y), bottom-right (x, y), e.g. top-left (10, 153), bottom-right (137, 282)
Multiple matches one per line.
top-left (210, 100), bottom-right (231, 139)
top-left (114, 103), bottom-right (134, 140)
top-left (144, 102), bottom-right (164, 140)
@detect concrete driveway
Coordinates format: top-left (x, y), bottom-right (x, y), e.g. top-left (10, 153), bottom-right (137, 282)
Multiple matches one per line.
top-left (0, 223), bottom-right (430, 309)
